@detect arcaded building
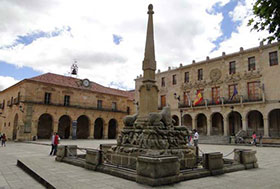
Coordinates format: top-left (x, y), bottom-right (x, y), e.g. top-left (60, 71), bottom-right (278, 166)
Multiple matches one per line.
top-left (0, 73), bottom-right (135, 141)
top-left (135, 42), bottom-right (280, 141)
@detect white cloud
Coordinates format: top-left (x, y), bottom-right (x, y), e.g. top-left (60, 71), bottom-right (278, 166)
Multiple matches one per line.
top-left (0, 76), bottom-right (19, 91)
top-left (210, 0), bottom-right (268, 57)
top-left (0, 0), bottom-right (266, 90)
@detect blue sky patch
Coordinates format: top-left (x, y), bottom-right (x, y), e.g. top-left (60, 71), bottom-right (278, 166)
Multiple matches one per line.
top-left (0, 26), bottom-right (71, 49)
top-left (0, 61), bottom-right (41, 80)
top-left (113, 34), bottom-right (123, 45)
top-left (208, 0), bottom-right (245, 52)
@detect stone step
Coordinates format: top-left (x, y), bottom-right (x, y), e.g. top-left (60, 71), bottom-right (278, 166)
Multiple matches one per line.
top-left (198, 136), bottom-right (229, 144)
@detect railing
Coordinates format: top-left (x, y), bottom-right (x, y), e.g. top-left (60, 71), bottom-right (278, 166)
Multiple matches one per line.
top-left (179, 96), bottom-right (263, 109)
top-left (22, 100), bottom-right (127, 113)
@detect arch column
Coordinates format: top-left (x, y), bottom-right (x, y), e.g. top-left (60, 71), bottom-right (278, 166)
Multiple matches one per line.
top-left (192, 117), bottom-right (196, 130)
top-left (53, 120), bottom-right (59, 133)
top-left (242, 117), bottom-right (247, 132)
top-left (207, 118), bottom-right (211, 136)
top-left (103, 122), bottom-right (108, 139)
top-left (223, 116), bottom-right (228, 136)
top-left (89, 121), bottom-right (94, 139)
top-left (263, 117), bottom-right (269, 137)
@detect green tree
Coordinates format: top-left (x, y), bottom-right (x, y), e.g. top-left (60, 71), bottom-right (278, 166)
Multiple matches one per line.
top-left (248, 0), bottom-right (280, 43)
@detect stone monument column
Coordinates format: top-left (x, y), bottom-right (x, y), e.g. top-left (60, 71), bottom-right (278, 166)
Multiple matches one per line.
top-left (138, 4), bottom-right (159, 120)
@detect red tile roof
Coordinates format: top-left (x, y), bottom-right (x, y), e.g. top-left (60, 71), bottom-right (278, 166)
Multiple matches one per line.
top-left (27, 73), bottom-right (135, 100)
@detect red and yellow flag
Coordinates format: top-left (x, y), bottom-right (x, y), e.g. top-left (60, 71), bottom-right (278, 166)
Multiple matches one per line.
top-left (193, 91), bottom-right (203, 106)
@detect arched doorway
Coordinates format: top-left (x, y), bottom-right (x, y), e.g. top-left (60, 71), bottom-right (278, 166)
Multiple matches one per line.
top-left (77, 115), bottom-right (89, 139)
top-left (269, 109), bottom-right (280, 137)
top-left (108, 119), bottom-right (117, 139)
top-left (183, 114), bottom-right (192, 130)
top-left (228, 111), bottom-right (242, 136)
top-left (13, 114), bottom-right (18, 140)
top-left (247, 110), bottom-right (264, 136)
top-left (196, 114), bottom-right (207, 135)
top-left (38, 114), bottom-right (53, 139)
top-left (94, 118), bottom-right (104, 139)
top-left (172, 115), bottom-right (179, 126)
top-left (211, 113), bottom-right (224, 136)
top-left (58, 115), bottom-right (71, 139)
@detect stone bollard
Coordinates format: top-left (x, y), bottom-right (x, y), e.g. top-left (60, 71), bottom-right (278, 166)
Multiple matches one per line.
top-left (234, 149), bottom-right (258, 169)
top-left (203, 152), bottom-right (224, 175)
top-left (55, 145), bottom-right (77, 162)
top-left (136, 155), bottom-right (180, 186)
top-left (85, 149), bottom-right (102, 170)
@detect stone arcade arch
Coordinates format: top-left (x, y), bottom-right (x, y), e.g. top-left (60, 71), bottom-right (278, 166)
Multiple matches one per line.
top-left (228, 111), bottom-right (242, 136)
top-left (183, 114), bottom-right (192, 130)
top-left (58, 115), bottom-right (71, 139)
top-left (196, 114), bottom-right (207, 135)
top-left (13, 114), bottom-right (18, 140)
top-left (77, 115), bottom-right (90, 139)
top-left (247, 110), bottom-right (264, 136)
top-left (211, 113), bottom-right (224, 136)
top-left (268, 109), bottom-right (280, 137)
top-left (94, 118), bottom-right (104, 139)
top-left (172, 115), bottom-right (179, 126)
top-left (37, 113), bottom-right (53, 139)
top-left (108, 119), bottom-right (118, 139)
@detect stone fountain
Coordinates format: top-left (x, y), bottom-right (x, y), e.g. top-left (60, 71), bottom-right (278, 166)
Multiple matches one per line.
top-left (55, 4), bottom-right (258, 187)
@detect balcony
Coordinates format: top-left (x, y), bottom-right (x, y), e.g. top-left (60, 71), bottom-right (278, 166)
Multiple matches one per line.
top-left (13, 97), bottom-right (19, 105)
top-left (21, 100), bottom-right (127, 113)
top-left (179, 96), bottom-right (264, 109)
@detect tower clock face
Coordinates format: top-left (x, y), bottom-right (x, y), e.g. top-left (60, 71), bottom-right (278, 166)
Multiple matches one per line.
top-left (82, 79), bottom-right (90, 87)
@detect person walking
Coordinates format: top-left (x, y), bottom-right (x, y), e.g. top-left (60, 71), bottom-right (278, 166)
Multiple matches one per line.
top-left (50, 132), bottom-right (56, 155)
top-left (252, 131), bottom-right (257, 146)
top-left (193, 129), bottom-right (199, 147)
top-left (1, 133), bottom-right (6, 147)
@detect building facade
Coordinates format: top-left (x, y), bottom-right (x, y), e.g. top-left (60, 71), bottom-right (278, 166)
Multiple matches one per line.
top-left (135, 42), bottom-right (280, 141)
top-left (0, 73), bottom-right (135, 141)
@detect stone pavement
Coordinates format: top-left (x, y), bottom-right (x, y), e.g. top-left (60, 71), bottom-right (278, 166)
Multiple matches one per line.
top-left (1, 139), bottom-right (280, 189)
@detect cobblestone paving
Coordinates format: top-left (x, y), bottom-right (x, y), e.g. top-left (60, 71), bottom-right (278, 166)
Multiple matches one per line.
top-left (0, 140), bottom-right (280, 189)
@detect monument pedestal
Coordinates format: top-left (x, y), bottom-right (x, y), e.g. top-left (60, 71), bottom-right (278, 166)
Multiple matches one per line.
top-left (136, 155), bottom-right (180, 186)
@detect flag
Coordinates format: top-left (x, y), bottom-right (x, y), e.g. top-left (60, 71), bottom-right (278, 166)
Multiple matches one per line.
top-left (186, 92), bottom-right (191, 106)
top-left (230, 85), bottom-right (238, 101)
top-left (216, 96), bottom-right (220, 104)
top-left (193, 91), bottom-right (203, 106)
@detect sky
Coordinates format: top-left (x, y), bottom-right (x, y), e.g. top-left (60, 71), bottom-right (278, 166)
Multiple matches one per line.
top-left (0, 0), bottom-right (268, 91)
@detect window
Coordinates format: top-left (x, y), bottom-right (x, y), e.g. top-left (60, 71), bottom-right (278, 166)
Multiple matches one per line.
top-left (127, 107), bottom-right (130, 115)
top-left (248, 57), bottom-right (256, 71)
top-left (229, 61), bottom-right (236, 74)
top-left (44, 93), bottom-right (51, 104)
top-left (184, 72), bottom-right (189, 83)
top-left (2, 100), bottom-right (5, 109)
top-left (172, 75), bottom-right (177, 85)
top-left (183, 91), bottom-right (191, 106)
top-left (248, 81), bottom-right (261, 100)
top-left (161, 77), bottom-right (165, 87)
top-left (64, 95), bottom-right (70, 106)
top-left (198, 69), bottom-right (203, 80)
top-left (228, 84), bottom-right (238, 100)
top-left (269, 51), bottom-right (278, 66)
top-left (160, 95), bottom-right (166, 107)
top-left (112, 102), bottom-right (117, 111)
top-left (97, 100), bottom-right (103, 109)
top-left (211, 87), bottom-right (220, 103)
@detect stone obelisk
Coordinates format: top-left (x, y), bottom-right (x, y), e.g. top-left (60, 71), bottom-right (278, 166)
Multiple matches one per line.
top-left (138, 4), bottom-right (159, 119)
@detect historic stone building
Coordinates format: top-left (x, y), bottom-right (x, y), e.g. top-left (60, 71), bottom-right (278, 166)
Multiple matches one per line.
top-left (0, 73), bottom-right (135, 141)
top-left (135, 42), bottom-right (280, 142)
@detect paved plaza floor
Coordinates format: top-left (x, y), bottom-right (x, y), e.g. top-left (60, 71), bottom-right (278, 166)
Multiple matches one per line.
top-left (0, 139), bottom-right (280, 189)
